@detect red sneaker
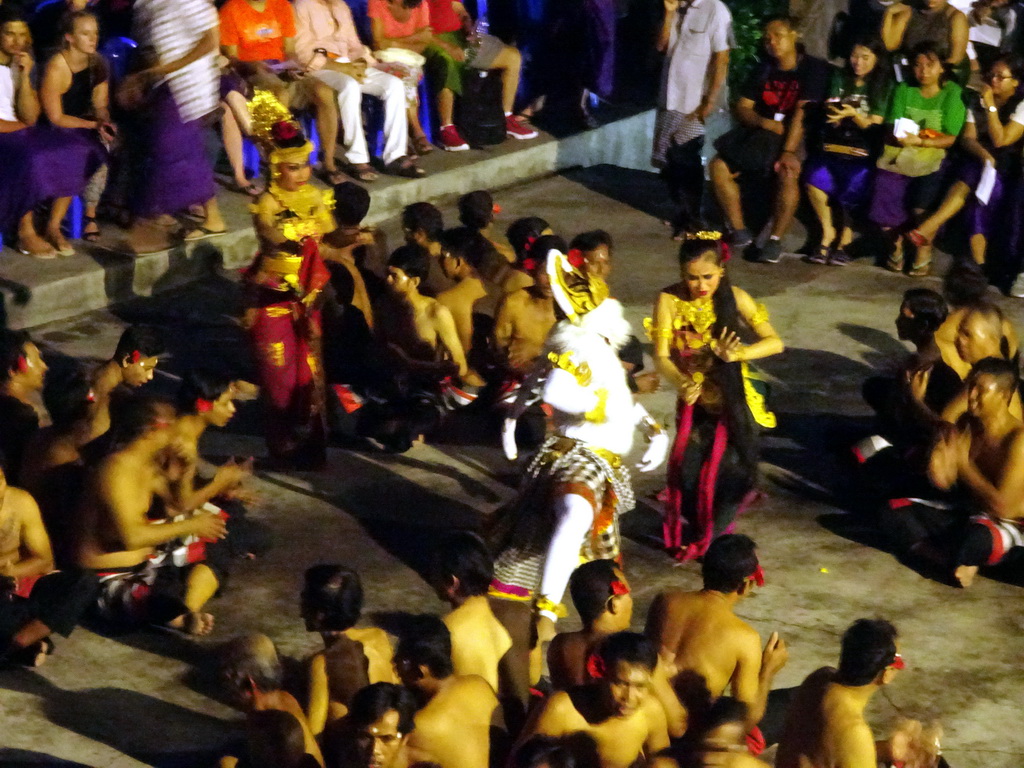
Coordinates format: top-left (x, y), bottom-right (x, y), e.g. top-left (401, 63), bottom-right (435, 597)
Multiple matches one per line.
top-left (438, 124), bottom-right (470, 151)
top-left (505, 114), bottom-right (538, 140)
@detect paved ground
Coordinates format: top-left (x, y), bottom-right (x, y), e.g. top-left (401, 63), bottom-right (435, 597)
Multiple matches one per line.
top-left (2, 168), bottom-right (1023, 768)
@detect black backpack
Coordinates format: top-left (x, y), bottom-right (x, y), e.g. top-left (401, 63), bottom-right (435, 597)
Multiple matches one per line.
top-left (456, 69), bottom-right (506, 147)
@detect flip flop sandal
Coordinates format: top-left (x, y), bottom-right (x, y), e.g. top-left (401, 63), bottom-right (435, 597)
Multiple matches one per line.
top-left (18, 244), bottom-right (58, 259)
top-left (412, 135), bottom-right (433, 155)
top-left (886, 241), bottom-right (905, 273)
top-left (319, 167), bottom-right (349, 185)
top-left (806, 244), bottom-right (831, 264)
top-left (343, 163), bottom-right (379, 182)
top-left (385, 157), bottom-right (425, 178)
top-left (83, 215), bottom-right (101, 243)
top-left (908, 259), bottom-right (932, 277)
top-left (182, 225), bottom-right (228, 242)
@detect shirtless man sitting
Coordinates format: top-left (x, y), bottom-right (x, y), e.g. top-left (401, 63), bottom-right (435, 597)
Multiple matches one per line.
top-left (548, 559), bottom-right (633, 691)
top-left (548, 561), bottom-right (687, 738)
top-left (929, 357), bottom-right (1024, 587)
top-left (20, 368), bottom-right (95, 564)
top-left (0, 466), bottom-right (95, 666)
top-left (218, 633), bottom-right (325, 767)
top-left (88, 325), bottom-right (164, 442)
top-left (301, 564), bottom-right (397, 735)
top-left (0, 329), bottom-right (47, 485)
top-left (776, 619), bottom-right (905, 768)
top-left (500, 217), bottom-right (553, 295)
top-left (674, 698), bottom-right (769, 768)
top-left (323, 682), bottom-right (417, 768)
top-left (437, 228), bottom-right (501, 389)
top-left (517, 632), bottom-right (672, 768)
top-left (429, 532), bottom-right (512, 692)
top-left (458, 190), bottom-right (515, 267)
top-left (394, 615), bottom-right (503, 768)
top-left (73, 396), bottom-right (228, 635)
top-left (401, 202), bottom-right (447, 294)
top-left (645, 534), bottom-right (788, 743)
top-left (939, 304), bottom-right (1020, 422)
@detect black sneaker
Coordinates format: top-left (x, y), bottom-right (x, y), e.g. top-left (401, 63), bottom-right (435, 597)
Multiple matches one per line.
top-left (728, 228), bottom-right (753, 249)
top-left (828, 247), bottom-right (853, 266)
top-left (758, 239), bottom-right (783, 264)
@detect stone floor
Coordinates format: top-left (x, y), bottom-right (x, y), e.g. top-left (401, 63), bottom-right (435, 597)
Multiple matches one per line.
top-left (1, 167), bottom-right (1023, 767)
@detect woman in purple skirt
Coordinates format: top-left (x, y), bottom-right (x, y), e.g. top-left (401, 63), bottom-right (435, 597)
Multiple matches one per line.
top-left (0, 13), bottom-right (105, 259)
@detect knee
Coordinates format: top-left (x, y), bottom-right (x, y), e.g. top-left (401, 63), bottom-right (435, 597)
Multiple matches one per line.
top-left (383, 75), bottom-right (405, 102)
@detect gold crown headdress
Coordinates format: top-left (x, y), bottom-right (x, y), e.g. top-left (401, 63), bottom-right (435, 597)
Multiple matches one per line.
top-left (247, 89), bottom-right (314, 167)
top-left (546, 248), bottom-right (610, 324)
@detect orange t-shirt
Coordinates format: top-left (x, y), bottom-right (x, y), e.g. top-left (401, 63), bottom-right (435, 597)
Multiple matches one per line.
top-left (220, 0), bottom-right (297, 62)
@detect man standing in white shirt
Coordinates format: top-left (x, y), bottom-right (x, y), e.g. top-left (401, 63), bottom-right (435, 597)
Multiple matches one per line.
top-left (293, 0), bottom-right (422, 180)
top-left (653, 0), bottom-right (731, 240)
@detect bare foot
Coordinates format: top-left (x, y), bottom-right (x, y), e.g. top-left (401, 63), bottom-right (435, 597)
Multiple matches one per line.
top-left (169, 611), bottom-right (215, 636)
top-left (954, 565), bottom-right (978, 588)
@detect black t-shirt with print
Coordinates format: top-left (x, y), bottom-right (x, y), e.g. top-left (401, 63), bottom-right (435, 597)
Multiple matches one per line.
top-left (742, 54), bottom-right (830, 120)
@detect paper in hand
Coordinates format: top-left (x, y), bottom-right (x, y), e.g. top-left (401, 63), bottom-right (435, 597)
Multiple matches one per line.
top-left (894, 118), bottom-right (920, 139)
top-left (976, 160), bottom-right (997, 206)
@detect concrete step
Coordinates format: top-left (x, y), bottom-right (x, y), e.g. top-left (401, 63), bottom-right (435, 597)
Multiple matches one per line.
top-left (0, 110), bottom-right (656, 330)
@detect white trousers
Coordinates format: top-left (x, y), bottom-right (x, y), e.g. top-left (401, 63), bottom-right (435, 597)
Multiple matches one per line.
top-left (311, 66), bottom-right (408, 166)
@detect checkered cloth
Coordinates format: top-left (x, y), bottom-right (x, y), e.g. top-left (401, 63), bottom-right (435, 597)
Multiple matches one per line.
top-left (652, 109), bottom-right (705, 168)
top-left (133, 0), bottom-right (219, 122)
top-left (491, 436), bottom-right (635, 597)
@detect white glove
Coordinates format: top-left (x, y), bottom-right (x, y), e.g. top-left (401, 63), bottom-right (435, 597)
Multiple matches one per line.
top-left (502, 417), bottom-right (519, 462)
top-left (636, 431), bottom-right (670, 473)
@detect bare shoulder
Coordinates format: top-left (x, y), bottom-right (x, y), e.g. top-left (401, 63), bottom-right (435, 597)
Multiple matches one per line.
top-left (730, 285), bottom-right (757, 311)
top-left (7, 486), bottom-right (38, 510)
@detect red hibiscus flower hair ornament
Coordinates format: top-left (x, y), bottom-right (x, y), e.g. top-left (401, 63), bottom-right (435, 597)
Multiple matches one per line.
top-left (130, 350), bottom-right (142, 364)
top-left (520, 257), bottom-right (538, 274)
top-left (271, 120), bottom-right (300, 142)
top-left (610, 580), bottom-right (630, 597)
top-left (890, 652), bottom-right (906, 670)
top-left (523, 235), bottom-right (537, 253)
top-left (586, 652), bottom-right (606, 680)
top-left (566, 248), bottom-right (585, 268)
top-left (86, 388), bottom-right (96, 403)
top-left (16, 355), bottom-right (28, 373)
top-left (492, 204), bottom-right (502, 214)
top-left (195, 398), bottom-right (214, 413)
top-left (719, 241), bottom-right (731, 263)
top-left (751, 564), bottom-right (765, 587)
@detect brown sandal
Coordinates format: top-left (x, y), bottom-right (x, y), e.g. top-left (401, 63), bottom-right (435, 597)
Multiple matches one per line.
top-left (412, 134), bottom-right (433, 155)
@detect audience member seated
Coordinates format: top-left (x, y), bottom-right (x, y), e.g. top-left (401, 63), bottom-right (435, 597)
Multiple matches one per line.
top-left (547, 560), bottom-right (632, 691)
top-left (645, 534), bottom-right (788, 747)
top-left (300, 564), bottom-right (397, 736)
top-left (515, 632), bottom-right (672, 768)
top-left (393, 614), bottom-right (503, 768)
top-left (674, 698), bottom-right (769, 768)
top-left (428, 532), bottom-right (511, 692)
top-left (20, 367), bottom-right (95, 564)
top-left (928, 357), bottom-right (1024, 587)
top-left (0, 12), bottom-right (105, 258)
top-left (218, 633), bottom-right (326, 767)
top-left (323, 682), bottom-right (418, 768)
top-left (421, 0), bottom-right (537, 150)
top-left (88, 324), bottom-right (164, 442)
top-left (366, 0), bottom-right (433, 156)
top-left (40, 9), bottom-right (115, 248)
top-left (709, 16), bottom-right (828, 264)
top-left (122, 0), bottom-right (227, 254)
top-left (0, 329), bottom-right (47, 485)
top-left (907, 55), bottom-right (1024, 267)
top-left (221, 708), bottom-right (322, 768)
top-left (219, 0), bottom-right (339, 182)
top-left (459, 190), bottom-right (515, 274)
top-left (437, 226), bottom-right (500, 388)
top-left (364, 245), bottom-right (471, 451)
top-left (500, 216), bottom-right (553, 295)
top-left (870, 43), bottom-right (966, 277)
top-left (31, 0), bottom-right (91, 61)
top-left (967, 0), bottom-right (1016, 73)
top-left (73, 395), bottom-right (228, 635)
top-left (776, 619), bottom-right (908, 768)
top-left (804, 37), bottom-right (890, 266)
top-left (293, 0), bottom-right (422, 180)
top-left (882, 0), bottom-right (969, 82)
top-left (0, 465), bottom-right (96, 667)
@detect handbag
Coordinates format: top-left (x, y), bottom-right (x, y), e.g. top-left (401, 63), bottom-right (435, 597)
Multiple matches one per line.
top-left (876, 144), bottom-right (945, 178)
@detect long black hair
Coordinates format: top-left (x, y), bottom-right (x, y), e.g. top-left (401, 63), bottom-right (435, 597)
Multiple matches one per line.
top-left (678, 238), bottom-right (759, 491)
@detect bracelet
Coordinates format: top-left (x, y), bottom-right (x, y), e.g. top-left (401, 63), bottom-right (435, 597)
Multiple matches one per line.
top-left (781, 149), bottom-right (797, 155)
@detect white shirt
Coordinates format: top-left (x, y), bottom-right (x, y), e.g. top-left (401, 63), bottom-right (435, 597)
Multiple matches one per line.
top-left (660, 0), bottom-right (733, 115)
top-left (133, 0), bottom-right (219, 122)
top-left (964, 99), bottom-right (1024, 126)
top-left (0, 65), bottom-right (15, 122)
